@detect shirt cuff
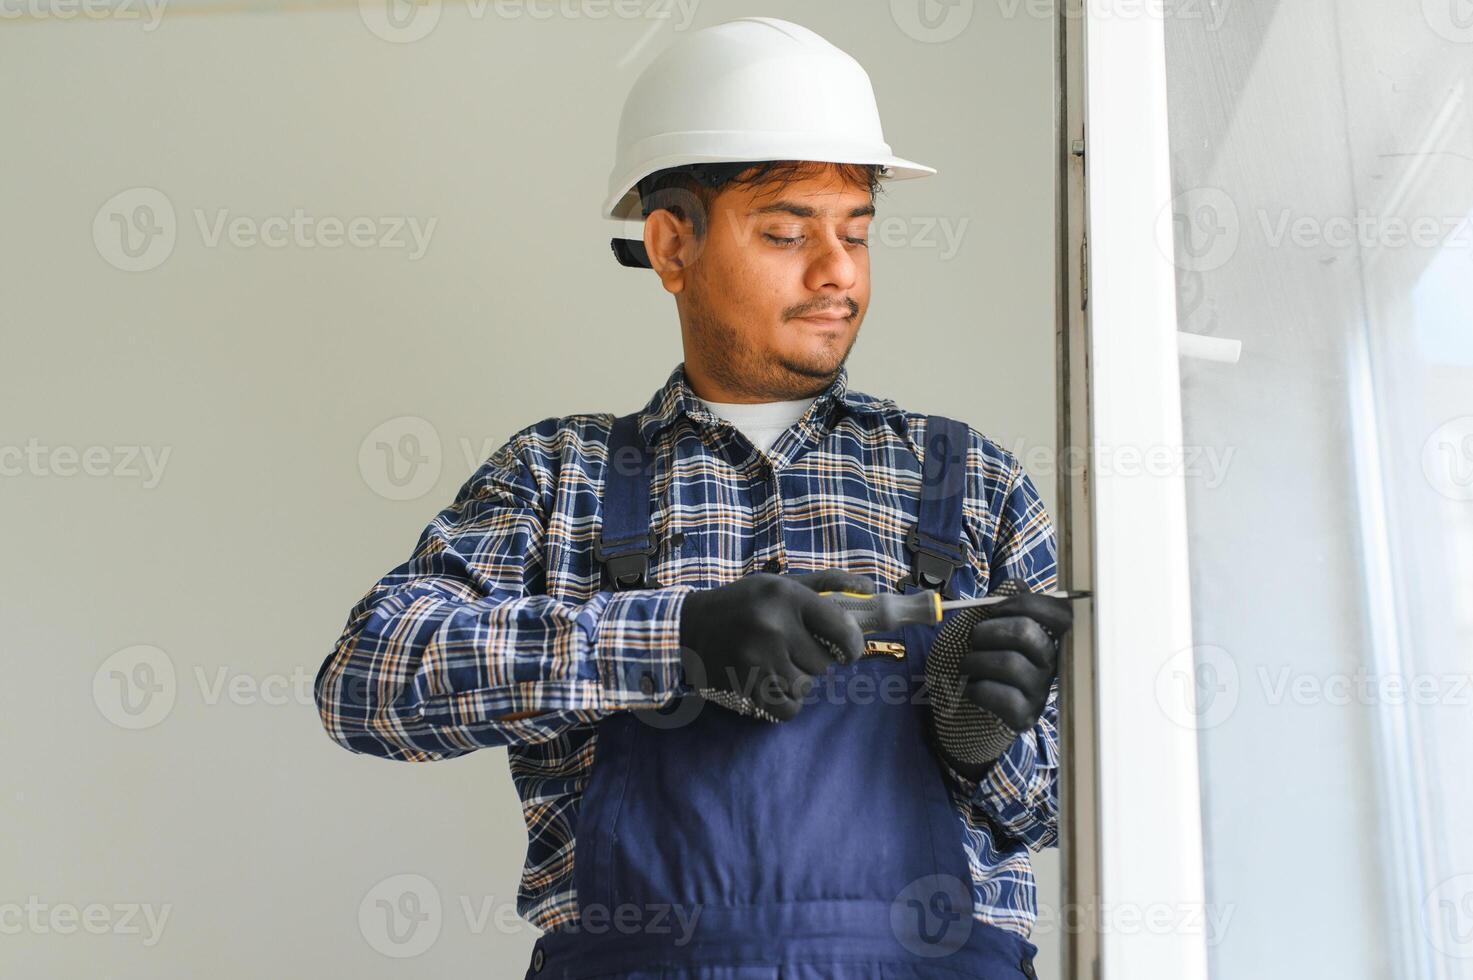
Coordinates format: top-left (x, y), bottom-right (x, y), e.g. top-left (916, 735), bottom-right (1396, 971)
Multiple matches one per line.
top-left (594, 584), bottom-right (698, 712)
top-left (970, 727), bottom-right (1060, 851)
top-left (940, 753), bottom-right (985, 799)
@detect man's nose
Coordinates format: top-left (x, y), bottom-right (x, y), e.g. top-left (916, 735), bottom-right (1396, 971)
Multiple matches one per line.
top-left (804, 232), bottom-right (861, 292)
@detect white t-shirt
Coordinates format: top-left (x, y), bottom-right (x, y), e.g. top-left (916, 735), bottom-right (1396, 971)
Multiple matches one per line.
top-left (696, 394), bottom-right (818, 454)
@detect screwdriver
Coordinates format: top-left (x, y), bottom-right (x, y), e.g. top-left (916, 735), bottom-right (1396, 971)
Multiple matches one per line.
top-left (818, 588), bottom-right (1093, 635)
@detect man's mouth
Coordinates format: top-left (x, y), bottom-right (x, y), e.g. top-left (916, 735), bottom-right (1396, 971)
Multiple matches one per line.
top-left (794, 309), bottom-right (852, 323)
top-left (796, 315), bottom-right (849, 329)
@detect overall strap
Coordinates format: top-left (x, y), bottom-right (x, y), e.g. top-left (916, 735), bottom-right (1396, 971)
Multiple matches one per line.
top-left (907, 414), bottom-right (970, 599)
top-left (594, 412), bottom-right (660, 591)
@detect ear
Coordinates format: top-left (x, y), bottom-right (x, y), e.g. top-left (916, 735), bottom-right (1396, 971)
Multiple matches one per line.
top-left (643, 210), bottom-right (699, 292)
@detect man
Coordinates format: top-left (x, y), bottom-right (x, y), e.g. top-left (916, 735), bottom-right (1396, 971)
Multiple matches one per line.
top-left (315, 17), bottom-right (1072, 979)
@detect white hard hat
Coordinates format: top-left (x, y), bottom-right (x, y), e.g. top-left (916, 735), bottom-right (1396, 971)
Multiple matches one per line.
top-left (605, 16), bottom-right (936, 267)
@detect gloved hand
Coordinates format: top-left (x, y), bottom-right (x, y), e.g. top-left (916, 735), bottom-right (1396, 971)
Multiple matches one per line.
top-left (925, 578), bottom-right (1075, 782)
top-left (678, 568), bottom-right (874, 722)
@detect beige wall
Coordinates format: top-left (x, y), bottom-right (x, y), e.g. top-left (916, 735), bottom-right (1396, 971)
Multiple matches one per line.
top-left (0, 2), bottom-right (1060, 976)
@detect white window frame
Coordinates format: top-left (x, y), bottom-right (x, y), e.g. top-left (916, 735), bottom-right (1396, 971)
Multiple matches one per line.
top-left (1056, 2), bottom-right (1209, 976)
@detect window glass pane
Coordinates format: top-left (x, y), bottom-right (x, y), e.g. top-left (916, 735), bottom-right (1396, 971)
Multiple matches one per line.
top-left (1162, 4), bottom-right (1473, 976)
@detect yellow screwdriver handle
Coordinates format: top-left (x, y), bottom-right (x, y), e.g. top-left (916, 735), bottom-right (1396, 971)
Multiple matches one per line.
top-left (817, 590), bottom-right (943, 634)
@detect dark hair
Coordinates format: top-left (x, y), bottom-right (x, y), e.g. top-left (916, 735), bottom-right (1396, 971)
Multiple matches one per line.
top-left (636, 160), bottom-right (885, 238)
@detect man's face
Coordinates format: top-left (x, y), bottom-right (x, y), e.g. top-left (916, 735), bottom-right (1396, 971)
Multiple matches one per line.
top-left (646, 162), bottom-right (875, 402)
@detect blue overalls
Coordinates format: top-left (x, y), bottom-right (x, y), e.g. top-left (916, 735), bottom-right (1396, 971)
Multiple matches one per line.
top-left (524, 413), bottom-right (1040, 980)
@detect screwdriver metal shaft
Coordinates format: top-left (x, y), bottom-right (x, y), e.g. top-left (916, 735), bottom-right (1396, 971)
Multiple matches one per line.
top-left (818, 588), bottom-right (1092, 635)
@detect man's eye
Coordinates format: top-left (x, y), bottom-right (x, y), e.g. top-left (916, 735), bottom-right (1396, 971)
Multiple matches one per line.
top-left (762, 232), bottom-right (868, 248)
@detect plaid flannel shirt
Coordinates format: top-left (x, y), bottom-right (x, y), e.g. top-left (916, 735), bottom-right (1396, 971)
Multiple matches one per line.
top-left (315, 361), bottom-right (1060, 939)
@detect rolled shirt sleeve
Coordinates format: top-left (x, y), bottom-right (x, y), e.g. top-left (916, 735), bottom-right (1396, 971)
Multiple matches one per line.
top-left (313, 425), bottom-right (695, 763)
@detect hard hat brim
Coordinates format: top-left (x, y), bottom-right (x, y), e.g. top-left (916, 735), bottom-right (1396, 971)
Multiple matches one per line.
top-left (603, 151), bottom-right (937, 224)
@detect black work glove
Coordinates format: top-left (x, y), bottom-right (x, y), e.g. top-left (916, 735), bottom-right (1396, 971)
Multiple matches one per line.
top-left (678, 569), bottom-right (873, 722)
top-left (925, 578), bottom-right (1074, 782)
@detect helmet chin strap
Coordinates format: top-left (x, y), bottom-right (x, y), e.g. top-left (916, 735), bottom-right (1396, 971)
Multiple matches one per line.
top-left (610, 237), bottom-right (651, 269)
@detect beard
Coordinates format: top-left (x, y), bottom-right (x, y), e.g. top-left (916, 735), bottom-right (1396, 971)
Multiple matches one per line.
top-left (682, 286), bottom-right (858, 401)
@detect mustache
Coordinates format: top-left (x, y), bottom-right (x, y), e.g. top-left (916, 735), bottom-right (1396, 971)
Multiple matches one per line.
top-left (788, 299), bottom-right (859, 319)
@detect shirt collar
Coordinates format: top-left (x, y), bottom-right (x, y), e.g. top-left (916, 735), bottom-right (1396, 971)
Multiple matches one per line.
top-left (635, 361), bottom-right (903, 447)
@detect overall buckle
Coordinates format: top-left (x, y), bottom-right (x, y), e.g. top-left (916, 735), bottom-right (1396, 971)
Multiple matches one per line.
top-left (594, 530), bottom-right (661, 590)
top-left (904, 524), bottom-right (962, 599)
